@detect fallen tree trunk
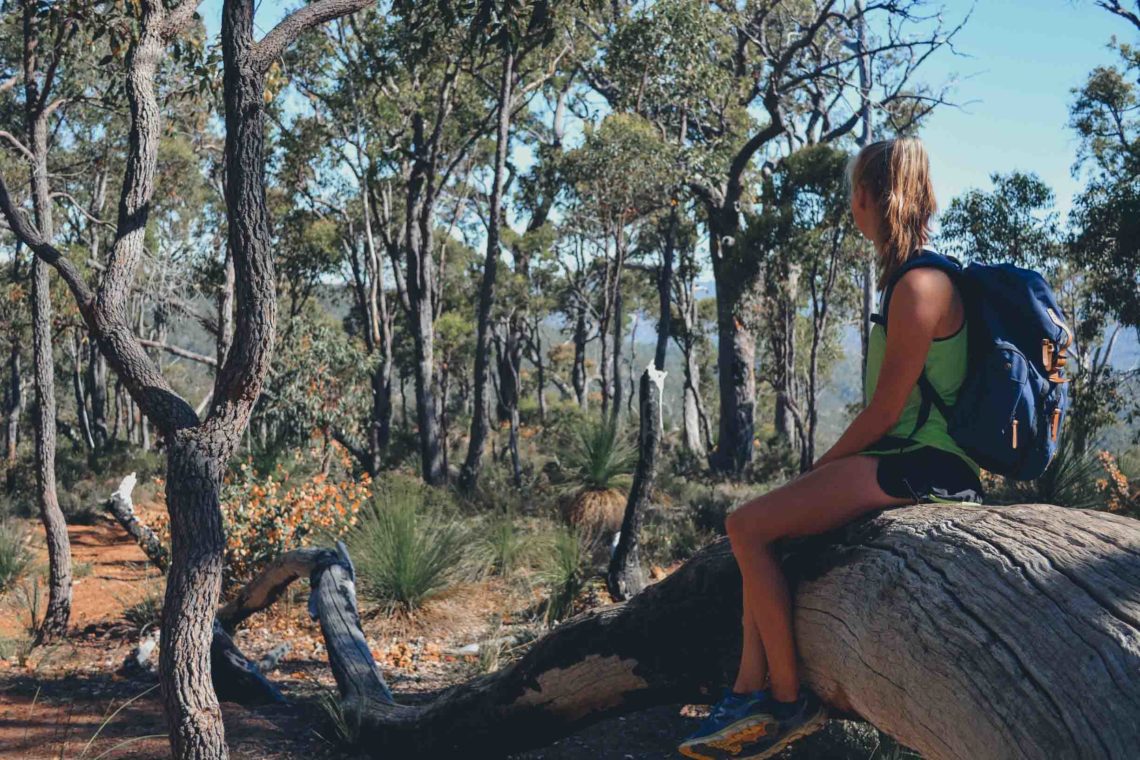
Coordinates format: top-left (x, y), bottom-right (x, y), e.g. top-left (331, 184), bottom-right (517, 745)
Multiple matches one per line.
top-left (105, 471), bottom-right (1140, 758)
top-left (291, 503), bottom-right (1140, 759)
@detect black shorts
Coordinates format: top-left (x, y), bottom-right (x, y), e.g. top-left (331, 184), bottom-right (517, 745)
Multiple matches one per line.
top-left (872, 446), bottom-right (984, 504)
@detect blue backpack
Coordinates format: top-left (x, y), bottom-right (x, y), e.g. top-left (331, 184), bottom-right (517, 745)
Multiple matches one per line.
top-left (879, 250), bottom-right (1074, 480)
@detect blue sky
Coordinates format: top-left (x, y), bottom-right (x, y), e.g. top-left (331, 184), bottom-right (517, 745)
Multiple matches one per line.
top-left (204, 1), bottom-right (1129, 220)
top-left (917, 1), bottom-right (1125, 222)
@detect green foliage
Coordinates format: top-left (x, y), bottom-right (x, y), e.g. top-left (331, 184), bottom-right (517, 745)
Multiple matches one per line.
top-left (557, 417), bottom-right (637, 492)
top-left (937, 172), bottom-right (1062, 268)
top-left (1002, 437), bottom-right (1113, 510)
top-left (538, 525), bottom-right (587, 625)
top-left (471, 508), bottom-right (528, 579)
top-left (0, 520), bottom-right (31, 593)
top-left (347, 478), bottom-right (469, 611)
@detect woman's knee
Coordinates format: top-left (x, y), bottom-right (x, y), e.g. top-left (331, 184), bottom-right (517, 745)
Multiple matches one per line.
top-left (725, 501), bottom-right (779, 545)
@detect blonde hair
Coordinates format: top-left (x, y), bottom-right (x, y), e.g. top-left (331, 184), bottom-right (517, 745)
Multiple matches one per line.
top-left (847, 136), bottom-right (937, 289)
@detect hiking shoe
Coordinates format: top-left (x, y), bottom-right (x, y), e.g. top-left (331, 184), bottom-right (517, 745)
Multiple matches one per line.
top-left (677, 686), bottom-right (778, 760)
top-left (735, 688), bottom-right (828, 760)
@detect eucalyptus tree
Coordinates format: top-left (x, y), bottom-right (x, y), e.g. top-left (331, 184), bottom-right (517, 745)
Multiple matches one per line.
top-left (297, 3), bottom-right (513, 485)
top-left (746, 143), bottom-right (856, 469)
top-left (588, 0), bottom-right (960, 473)
top-left (0, 0), bottom-right (100, 643)
top-left (560, 112), bottom-right (676, 423)
top-left (0, 0), bottom-right (372, 757)
top-left (456, 0), bottom-right (572, 491)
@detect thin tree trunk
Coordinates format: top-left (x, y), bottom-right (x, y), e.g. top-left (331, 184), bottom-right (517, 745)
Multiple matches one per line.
top-left (71, 329), bottom-right (95, 452)
top-left (460, 46), bottom-right (513, 491)
top-left (856, 0), bottom-right (875, 402)
top-left (5, 324), bottom-right (22, 464)
top-left (31, 255), bottom-right (71, 642)
top-left (23, 2), bottom-right (70, 640)
top-left (572, 301), bottom-right (588, 410)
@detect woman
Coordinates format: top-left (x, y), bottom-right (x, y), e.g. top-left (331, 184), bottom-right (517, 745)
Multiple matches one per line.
top-left (677, 135), bottom-right (984, 760)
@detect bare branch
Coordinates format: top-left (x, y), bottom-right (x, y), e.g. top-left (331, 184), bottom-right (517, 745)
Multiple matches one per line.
top-left (252, 0), bottom-right (374, 72)
top-left (1097, 0), bottom-right (1140, 30)
top-left (139, 339), bottom-right (219, 367)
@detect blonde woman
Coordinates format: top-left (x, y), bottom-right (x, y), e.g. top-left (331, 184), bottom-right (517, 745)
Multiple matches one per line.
top-left (678, 136), bottom-right (983, 760)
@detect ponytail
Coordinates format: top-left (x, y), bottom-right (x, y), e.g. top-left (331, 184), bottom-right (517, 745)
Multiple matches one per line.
top-left (847, 136), bottom-right (937, 289)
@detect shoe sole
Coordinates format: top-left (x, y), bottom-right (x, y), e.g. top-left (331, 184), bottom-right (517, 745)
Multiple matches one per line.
top-left (735, 707), bottom-right (828, 760)
top-left (677, 714), bottom-right (780, 760)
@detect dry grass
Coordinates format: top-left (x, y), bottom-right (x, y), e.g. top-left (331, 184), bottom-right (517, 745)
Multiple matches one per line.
top-left (560, 487), bottom-right (626, 535)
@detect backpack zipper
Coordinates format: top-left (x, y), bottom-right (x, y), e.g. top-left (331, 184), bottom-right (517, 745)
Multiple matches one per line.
top-left (1012, 419), bottom-right (1018, 449)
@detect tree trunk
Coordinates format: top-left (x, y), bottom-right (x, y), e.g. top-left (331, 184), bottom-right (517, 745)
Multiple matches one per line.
top-left (460, 47), bottom-right (513, 492)
top-left (607, 365), bottom-right (665, 601)
top-left (24, 8), bottom-right (70, 640)
top-left (407, 208), bottom-right (445, 486)
top-left (5, 326), bottom-right (21, 464)
top-left (71, 330), bottom-right (96, 452)
top-left (856, 2), bottom-right (875, 404)
top-left (610, 274), bottom-right (624, 425)
top-left (31, 255), bottom-right (71, 643)
top-left (572, 302), bottom-right (588, 410)
top-left (708, 234), bottom-right (757, 473)
top-left (86, 338), bottom-right (108, 450)
top-left (682, 362), bottom-right (706, 456)
top-left (654, 207), bottom-right (676, 372)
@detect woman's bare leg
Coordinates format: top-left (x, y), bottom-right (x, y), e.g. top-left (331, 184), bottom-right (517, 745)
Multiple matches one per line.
top-left (725, 455), bottom-right (911, 702)
top-left (733, 592), bottom-right (768, 693)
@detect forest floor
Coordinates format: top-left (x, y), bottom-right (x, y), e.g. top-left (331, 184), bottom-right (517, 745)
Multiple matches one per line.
top-left (0, 500), bottom-right (708, 759)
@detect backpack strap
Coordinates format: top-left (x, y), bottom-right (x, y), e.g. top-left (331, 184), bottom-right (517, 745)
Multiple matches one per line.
top-left (872, 249), bottom-right (963, 440)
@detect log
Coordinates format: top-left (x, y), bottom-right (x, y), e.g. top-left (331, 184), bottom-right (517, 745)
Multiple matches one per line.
top-left (101, 472), bottom-right (168, 572)
top-left (300, 503), bottom-right (1140, 759)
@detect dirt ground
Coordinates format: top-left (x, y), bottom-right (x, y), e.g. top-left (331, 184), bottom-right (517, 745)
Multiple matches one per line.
top-left (0, 501), bottom-right (716, 759)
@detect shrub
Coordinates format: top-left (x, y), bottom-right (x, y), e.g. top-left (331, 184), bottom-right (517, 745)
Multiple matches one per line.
top-left (347, 478), bottom-right (468, 611)
top-left (147, 441), bottom-right (370, 586)
top-left (538, 525), bottom-right (587, 625)
top-left (0, 520), bottom-right (31, 593)
top-left (557, 417), bottom-right (636, 493)
top-left (117, 576), bottom-right (164, 632)
top-left (471, 508), bottom-right (527, 579)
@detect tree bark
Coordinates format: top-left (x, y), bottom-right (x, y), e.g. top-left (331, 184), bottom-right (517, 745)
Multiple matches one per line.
top-left (572, 300), bottom-right (589, 410)
top-left (4, 328), bottom-right (20, 464)
top-left (607, 365), bottom-right (665, 601)
top-left (708, 209), bottom-right (758, 474)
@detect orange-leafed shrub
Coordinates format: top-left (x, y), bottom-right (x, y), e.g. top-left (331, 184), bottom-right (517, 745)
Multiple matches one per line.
top-left (1096, 450), bottom-right (1132, 513)
top-left (149, 442), bottom-right (370, 584)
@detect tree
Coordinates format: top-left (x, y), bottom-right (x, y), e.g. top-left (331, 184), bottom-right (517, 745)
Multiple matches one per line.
top-left (587, 0), bottom-right (960, 473)
top-left (1, 0), bottom-right (84, 644)
top-left (0, 0), bottom-right (372, 756)
top-left (458, 0), bottom-right (565, 491)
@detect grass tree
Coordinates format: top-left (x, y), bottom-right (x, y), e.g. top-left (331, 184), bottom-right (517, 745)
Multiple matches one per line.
top-left (0, 0), bottom-right (371, 756)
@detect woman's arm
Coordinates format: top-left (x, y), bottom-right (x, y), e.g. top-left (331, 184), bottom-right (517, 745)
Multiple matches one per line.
top-left (812, 268), bottom-right (955, 470)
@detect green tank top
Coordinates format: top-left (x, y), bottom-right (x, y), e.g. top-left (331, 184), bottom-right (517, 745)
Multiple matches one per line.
top-left (863, 299), bottom-right (980, 476)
